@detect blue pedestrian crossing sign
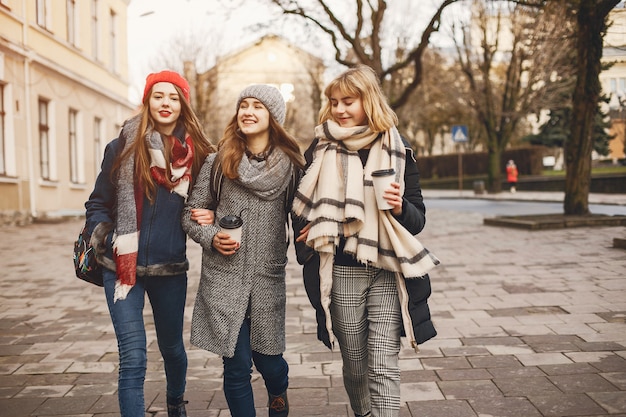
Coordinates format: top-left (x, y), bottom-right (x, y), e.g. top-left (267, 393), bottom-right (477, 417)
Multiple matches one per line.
top-left (452, 125), bottom-right (469, 143)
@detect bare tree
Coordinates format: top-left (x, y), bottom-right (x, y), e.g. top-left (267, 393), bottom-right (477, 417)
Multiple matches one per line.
top-left (565, 0), bottom-right (620, 214)
top-left (267, 0), bottom-right (462, 109)
top-left (453, 0), bottom-right (576, 192)
top-left (396, 48), bottom-right (478, 156)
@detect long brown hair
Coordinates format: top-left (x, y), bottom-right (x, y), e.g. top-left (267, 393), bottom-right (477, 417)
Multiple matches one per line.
top-left (217, 113), bottom-right (304, 180)
top-left (115, 84), bottom-right (216, 201)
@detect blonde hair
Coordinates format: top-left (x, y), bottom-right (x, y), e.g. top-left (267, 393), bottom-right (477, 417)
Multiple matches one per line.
top-left (217, 112), bottom-right (304, 180)
top-left (318, 65), bottom-right (398, 132)
top-left (115, 84), bottom-right (216, 201)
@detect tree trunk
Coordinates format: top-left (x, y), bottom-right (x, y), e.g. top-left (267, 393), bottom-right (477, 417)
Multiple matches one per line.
top-left (487, 145), bottom-right (502, 193)
top-left (564, 0), bottom-right (618, 214)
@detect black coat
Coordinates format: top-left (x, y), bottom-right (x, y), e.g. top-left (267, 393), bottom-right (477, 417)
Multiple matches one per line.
top-left (293, 137), bottom-right (436, 349)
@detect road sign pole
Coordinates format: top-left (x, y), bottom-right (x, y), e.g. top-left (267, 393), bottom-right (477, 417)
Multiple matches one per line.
top-left (451, 125), bottom-right (468, 194)
top-left (458, 144), bottom-right (463, 193)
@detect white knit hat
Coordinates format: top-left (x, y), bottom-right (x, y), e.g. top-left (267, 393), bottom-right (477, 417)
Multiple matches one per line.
top-left (236, 84), bottom-right (286, 125)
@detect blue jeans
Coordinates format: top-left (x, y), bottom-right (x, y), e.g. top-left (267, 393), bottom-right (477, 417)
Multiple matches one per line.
top-left (103, 268), bottom-right (188, 417)
top-left (223, 318), bottom-right (289, 417)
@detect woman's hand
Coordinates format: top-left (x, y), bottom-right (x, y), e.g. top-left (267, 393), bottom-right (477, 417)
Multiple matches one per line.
top-left (383, 182), bottom-right (403, 216)
top-left (213, 231), bottom-right (239, 255)
top-left (191, 208), bottom-right (214, 225)
top-left (295, 222), bottom-right (311, 243)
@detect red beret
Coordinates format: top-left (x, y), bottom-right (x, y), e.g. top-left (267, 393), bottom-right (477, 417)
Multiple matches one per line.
top-left (142, 70), bottom-right (190, 103)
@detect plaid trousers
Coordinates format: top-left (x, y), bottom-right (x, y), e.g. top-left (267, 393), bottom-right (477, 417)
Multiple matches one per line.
top-left (331, 264), bottom-right (402, 417)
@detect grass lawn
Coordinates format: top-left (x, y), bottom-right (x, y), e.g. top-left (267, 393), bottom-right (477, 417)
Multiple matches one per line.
top-left (541, 164), bottom-right (626, 176)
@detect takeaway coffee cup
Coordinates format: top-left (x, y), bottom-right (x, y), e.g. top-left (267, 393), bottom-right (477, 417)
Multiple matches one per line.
top-left (218, 214), bottom-right (243, 244)
top-left (371, 168), bottom-right (396, 210)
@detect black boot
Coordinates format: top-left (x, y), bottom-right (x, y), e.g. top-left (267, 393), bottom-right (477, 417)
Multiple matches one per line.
top-left (167, 395), bottom-right (188, 417)
top-left (268, 391), bottom-right (288, 417)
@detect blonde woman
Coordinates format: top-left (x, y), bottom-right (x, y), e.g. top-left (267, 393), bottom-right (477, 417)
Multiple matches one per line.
top-left (293, 65), bottom-right (439, 417)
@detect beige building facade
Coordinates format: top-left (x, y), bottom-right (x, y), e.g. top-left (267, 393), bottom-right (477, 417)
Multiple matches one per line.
top-left (195, 35), bottom-right (325, 151)
top-left (0, 0), bottom-right (134, 225)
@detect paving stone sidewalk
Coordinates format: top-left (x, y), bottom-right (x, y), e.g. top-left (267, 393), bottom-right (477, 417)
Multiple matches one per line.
top-left (0, 201), bottom-right (625, 417)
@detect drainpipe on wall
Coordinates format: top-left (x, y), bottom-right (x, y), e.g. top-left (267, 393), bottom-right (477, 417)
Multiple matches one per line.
top-left (22, 1), bottom-right (37, 219)
top-left (24, 58), bottom-right (36, 219)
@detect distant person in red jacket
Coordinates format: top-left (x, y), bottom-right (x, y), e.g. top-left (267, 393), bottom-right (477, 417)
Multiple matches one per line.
top-left (506, 160), bottom-right (519, 193)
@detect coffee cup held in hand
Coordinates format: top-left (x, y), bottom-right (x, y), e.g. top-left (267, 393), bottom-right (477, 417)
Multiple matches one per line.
top-left (371, 168), bottom-right (396, 210)
top-left (218, 214), bottom-right (243, 244)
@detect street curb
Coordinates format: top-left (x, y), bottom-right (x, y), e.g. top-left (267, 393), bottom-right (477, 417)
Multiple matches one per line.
top-left (483, 213), bottom-right (626, 230)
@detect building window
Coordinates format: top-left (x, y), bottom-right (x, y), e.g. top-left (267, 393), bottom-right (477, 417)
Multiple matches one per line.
top-left (69, 109), bottom-right (79, 183)
top-left (110, 9), bottom-right (117, 72)
top-left (67, 0), bottom-right (76, 45)
top-left (38, 99), bottom-right (50, 180)
top-left (91, 0), bottom-right (99, 60)
top-left (93, 117), bottom-right (102, 175)
top-left (36, 0), bottom-right (50, 30)
top-left (0, 84), bottom-right (5, 175)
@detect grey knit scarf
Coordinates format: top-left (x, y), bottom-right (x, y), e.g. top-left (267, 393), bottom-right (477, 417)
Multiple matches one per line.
top-left (235, 147), bottom-right (293, 200)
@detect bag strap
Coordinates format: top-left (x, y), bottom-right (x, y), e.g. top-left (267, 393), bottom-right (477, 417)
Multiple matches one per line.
top-left (284, 166), bottom-right (301, 215)
top-left (209, 156), bottom-right (224, 210)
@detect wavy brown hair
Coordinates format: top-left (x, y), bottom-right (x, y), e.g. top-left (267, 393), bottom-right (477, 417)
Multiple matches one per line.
top-left (115, 84), bottom-right (216, 201)
top-left (217, 113), bottom-right (304, 180)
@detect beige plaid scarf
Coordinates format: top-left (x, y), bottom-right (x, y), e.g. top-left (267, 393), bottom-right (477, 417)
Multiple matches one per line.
top-left (293, 120), bottom-right (440, 345)
top-left (293, 120), bottom-right (439, 275)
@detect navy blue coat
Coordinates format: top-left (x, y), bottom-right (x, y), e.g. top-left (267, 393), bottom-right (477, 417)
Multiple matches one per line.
top-left (85, 137), bottom-right (189, 276)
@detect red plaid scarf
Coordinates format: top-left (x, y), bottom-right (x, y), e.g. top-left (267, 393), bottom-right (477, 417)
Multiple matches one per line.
top-left (113, 117), bottom-right (194, 302)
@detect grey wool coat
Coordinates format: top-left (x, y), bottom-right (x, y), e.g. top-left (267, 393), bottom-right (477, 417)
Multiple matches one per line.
top-left (182, 153), bottom-right (291, 358)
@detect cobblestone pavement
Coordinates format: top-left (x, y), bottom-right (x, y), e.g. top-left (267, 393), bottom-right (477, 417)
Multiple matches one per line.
top-left (1, 192), bottom-right (625, 417)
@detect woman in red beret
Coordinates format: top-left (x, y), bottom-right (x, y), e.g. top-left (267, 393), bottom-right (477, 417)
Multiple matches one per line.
top-left (85, 70), bottom-right (215, 417)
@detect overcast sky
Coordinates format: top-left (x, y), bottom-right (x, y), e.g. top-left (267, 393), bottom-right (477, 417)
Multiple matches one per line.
top-left (125, 0), bottom-right (460, 104)
top-left (126, 0), bottom-right (277, 103)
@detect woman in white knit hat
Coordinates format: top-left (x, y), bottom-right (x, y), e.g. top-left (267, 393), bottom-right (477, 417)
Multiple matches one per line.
top-left (183, 84), bottom-right (304, 417)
